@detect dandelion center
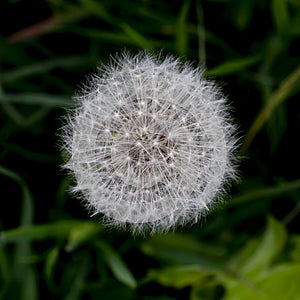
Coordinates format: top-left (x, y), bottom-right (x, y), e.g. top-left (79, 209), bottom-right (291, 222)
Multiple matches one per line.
top-left (110, 104), bottom-right (180, 189)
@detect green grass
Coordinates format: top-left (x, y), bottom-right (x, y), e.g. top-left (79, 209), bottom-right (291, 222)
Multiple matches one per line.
top-left (1, 0), bottom-right (300, 299)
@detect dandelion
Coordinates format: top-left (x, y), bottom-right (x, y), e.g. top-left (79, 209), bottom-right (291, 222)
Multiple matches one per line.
top-left (62, 51), bottom-right (238, 234)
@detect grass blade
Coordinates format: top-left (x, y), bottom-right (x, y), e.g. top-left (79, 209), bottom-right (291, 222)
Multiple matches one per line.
top-left (241, 65), bottom-right (300, 153)
top-left (175, 0), bottom-right (191, 56)
top-left (227, 178), bottom-right (300, 207)
top-left (0, 93), bottom-right (72, 107)
top-left (1, 56), bottom-right (90, 83)
top-left (96, 241), bottom-right (137, 289)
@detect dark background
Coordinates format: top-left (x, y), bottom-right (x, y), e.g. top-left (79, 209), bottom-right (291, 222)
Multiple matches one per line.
top-left (1, 0), bottom-right (300, 299)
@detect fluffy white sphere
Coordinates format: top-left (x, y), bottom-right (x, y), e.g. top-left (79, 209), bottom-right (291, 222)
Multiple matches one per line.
top-left (62, 52), bottom-right (238, 234)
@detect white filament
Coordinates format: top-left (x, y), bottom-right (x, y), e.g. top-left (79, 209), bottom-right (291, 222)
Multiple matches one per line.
top-left (62, 52), bottom-right (238, 234)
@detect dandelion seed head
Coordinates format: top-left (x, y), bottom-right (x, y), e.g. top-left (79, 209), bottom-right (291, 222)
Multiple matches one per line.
top-left (62, 51), bottom-right (239, 235)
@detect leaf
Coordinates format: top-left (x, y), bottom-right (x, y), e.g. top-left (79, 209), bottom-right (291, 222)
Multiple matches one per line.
top-left (230, 0), bottom-right (255, 30)
top-left (175, 0), bottom-right (191, 56)
top-left (191, 284), bottom-right (221, 300)
top-left (79, 0), bottom-right (113, 23)
top-left (196, 0), bottom-right (206, 66)
top-left (141, 234), bottom-right (227, 274)
top-left (0, 220), bottom-right (91, 245)
top-left (227, 178), bottom-right (300, 207)
top-left (223, 263), bottom-right (300, 300)
top-left (242, 63), bottom-right (300, 153)
top-left (63, 255), bottom-right (89, 300)
top-left (148, 265), bottom-right (211, 288)
top-left (0, 165), bottom-right (33, 227)
top-left (289, 12), bottom-right (300, 37)
top-left (258, 263), bottom-right (300, 299)
top-left (44, 247), bottom-right (59, 288)
top-left (206, 54), bottom-right (261, 77)
top-left (222, 280), bottom-right (271, 300)
top-left (65, 222), bottom-right (103, 252)
top-left (96, 241), bottom-right (137, 289)
top-left (120, 23), bottom-right (153, 50)
top-left (0, 56), bottom-right (90, 83)
top-left (289, 235), bottom-right (300, 262)
top-left (0, 165), bottom-right (36, 300)
top-left (271, 0), bottom-right (289, 34)
top-left (0, 93), bottom-right (72, 107)
top-left (0, 247), bottom-right (10, 298)
top-left (231, 216), bottom-right (286, 276)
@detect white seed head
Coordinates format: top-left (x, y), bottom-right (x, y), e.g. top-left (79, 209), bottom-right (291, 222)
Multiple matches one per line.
top-left (62, 51), bottom-right (238, 235)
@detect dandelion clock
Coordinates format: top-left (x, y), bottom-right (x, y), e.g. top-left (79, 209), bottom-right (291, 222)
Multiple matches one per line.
top-left (62, 52), bottom-right (238, 234)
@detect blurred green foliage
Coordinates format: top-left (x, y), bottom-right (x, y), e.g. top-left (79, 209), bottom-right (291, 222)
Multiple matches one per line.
top-left (0, 0), bottom-right (300, 299)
